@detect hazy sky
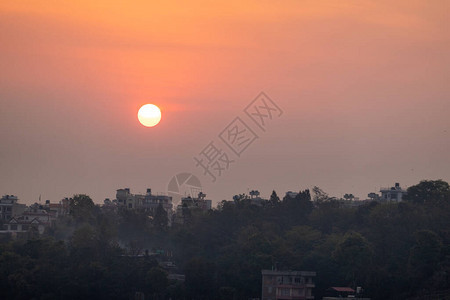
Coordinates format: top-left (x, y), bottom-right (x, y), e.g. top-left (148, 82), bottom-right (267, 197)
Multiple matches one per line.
top-left (1, 1), bottom-right (449, 206)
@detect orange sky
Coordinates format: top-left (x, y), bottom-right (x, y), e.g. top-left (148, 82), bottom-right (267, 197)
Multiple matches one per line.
top-left (1, 1), bottom-right (449, 204)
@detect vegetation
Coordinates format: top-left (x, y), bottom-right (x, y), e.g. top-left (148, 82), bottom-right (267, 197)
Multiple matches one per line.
top-left (0, 180), bottom-right (449, 299)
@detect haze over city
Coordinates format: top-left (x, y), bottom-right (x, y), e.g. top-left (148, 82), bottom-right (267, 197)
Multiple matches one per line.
top-left (1, 1), bottom-right (449, 205)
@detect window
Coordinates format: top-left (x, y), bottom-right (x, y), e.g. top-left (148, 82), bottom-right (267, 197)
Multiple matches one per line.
top-left (10, 224), bottom-right (17, 230)
top-left (22, 225), bottom-right (29, 231)
top-left (292, 288), bottom-right (304, 296)
top-left (281, 288), bottom-right (290, 296)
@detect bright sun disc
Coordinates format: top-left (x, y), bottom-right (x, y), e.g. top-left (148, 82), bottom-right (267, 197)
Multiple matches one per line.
top-left (138, 104), bottom-right (161, 127)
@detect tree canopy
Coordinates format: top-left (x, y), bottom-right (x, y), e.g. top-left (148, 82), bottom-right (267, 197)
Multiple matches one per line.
top-left (1, 181), bottom-right (449, 299)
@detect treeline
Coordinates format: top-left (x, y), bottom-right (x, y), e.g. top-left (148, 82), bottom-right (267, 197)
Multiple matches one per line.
top-left (0, 180), bottom-right (449, 299)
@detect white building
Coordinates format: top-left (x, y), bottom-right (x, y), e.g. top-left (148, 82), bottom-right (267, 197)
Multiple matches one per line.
top-left (380, 183), bottom-right (407, 202)
top-left (2, 216), bottom-right (47, 235)
top-left (0, 195), bottom-right (26, 221)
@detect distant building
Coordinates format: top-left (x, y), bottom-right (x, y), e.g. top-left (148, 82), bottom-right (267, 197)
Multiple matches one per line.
top-left (3, 216), bottom-right (47, 235)
top-left (0, 195), bottom-right (26, 221)
top-left (324, 287), bottom-right (355, 298)
top-left (24, 203), bottom-right (56, 223)
top-left (261, 269), bottom-right (316, 300)
top-left (116, 188), bottom-right (142, 209)
top-left (285, 191), bottom-right (298, 199)
top-left (173, 192), bottom-right (212, 225)
top-left (380, 182), bottom-right (407, 202)
top-left (142, 189), bottom-right (173, 215)
top-left (323, 286), bottom-right (370, 300)
top-left (1, 202), bottom-right (57, 235)
top-left (115, 188), bottom-right (173, 222)
top-left (43, 198), bottom-right (70, 217)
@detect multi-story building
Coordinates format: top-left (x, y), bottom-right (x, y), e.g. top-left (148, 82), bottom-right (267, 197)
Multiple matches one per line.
top-left (3, 215), bottom-right (48, 235)
top-left (0, 195), bottom-right (26, 221)
top-left (380, 182), bottom-right (407, 202)
top-left (173, 192), bottom-right (212, 224)
top-left (44, 198), bottom-right (70, 217)
top-left (142, 189), bottom-right (173, 214)
top-left (116, 188), bottom-right (142, 209)
top-left (2, 202), bottom-right (57, 235)
top-left (115, 188), bottom-right (173, 219)
top-left (261, 270), bottom-right (316, 300)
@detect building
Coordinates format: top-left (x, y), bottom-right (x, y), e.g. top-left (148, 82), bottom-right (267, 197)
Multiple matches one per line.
top-left (142, 189), bottom-right (173, 215)
top-left (45, 198), bottom-right (70, 217)
top-left (261, 270), bottom-right (316, 300)
top-left (115, 188), bottom-right (173, 223)
top-left (0, 195), bottom-right (26, 221)
top-left (1, 203), bottom-right (56, 235)
top-left (116, 188), bottom-right (142, 209)
top-left (116, 188), bottom-right (172, 212)
top-left (323, 287), bottom-right (355, 298)
top-left (2, 216), bottom-right (47, 235)
top-left (178, 192), bottom-right (212, 210)
top-left (323, 286), bottom-right (370, 300)
top-left (173, 192), bottom-right (212, 224)
top-left (380, 182), bottom-right (407, 202)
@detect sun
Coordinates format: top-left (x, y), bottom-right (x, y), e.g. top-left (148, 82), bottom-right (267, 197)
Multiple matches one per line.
top-left (138, 104), bottom-right (162, 127)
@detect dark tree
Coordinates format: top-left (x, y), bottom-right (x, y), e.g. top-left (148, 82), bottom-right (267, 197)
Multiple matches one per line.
top-left (408, 230), bottom-right (442, 279)
top-left (269, 190), bottom-right (280, 206)
top-left (153, 203), bottom-right (169, 229)
top-left (69, 194), bottom-right (96, 223)
top-left (404, 180), bottom-right (450, 205)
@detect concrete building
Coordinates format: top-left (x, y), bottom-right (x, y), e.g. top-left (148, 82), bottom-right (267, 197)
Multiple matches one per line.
top-left (44, 198), bottom-right (70, 217)
top-left (2, 216), bottom-right (47, 235)
top-left (323, 286), bottom-right (371, 300)
top-left (261, 270), bottom-right (316, 300)
top-left (142, 189), bottom-right (173, 214)
top-left (116, 188), bottom-right (142, 209)
top-left (380, 182), bottom-right (407, 202)
top-left (116, 188), bottom-right (172, 212)
top-left (1, 203), bottom-right (56, 235)
top-left (0, 195), bottom-right (26, 221)
top-left (173, 192), bottom-right (212, 224)
top-left (115, 188), bottom-right (173, 221)
top-left (25, 203), bottom-right (57, 223)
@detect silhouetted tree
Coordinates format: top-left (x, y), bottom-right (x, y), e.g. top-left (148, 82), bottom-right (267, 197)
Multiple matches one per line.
top-left (269, 190), bottom-right (280, 206)
top-left (153, 203), bottom-right (169, 229)
top-left (69, 194), bottom-right (96, 223)
top-left (404, 179), bottom-right (450, 205)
